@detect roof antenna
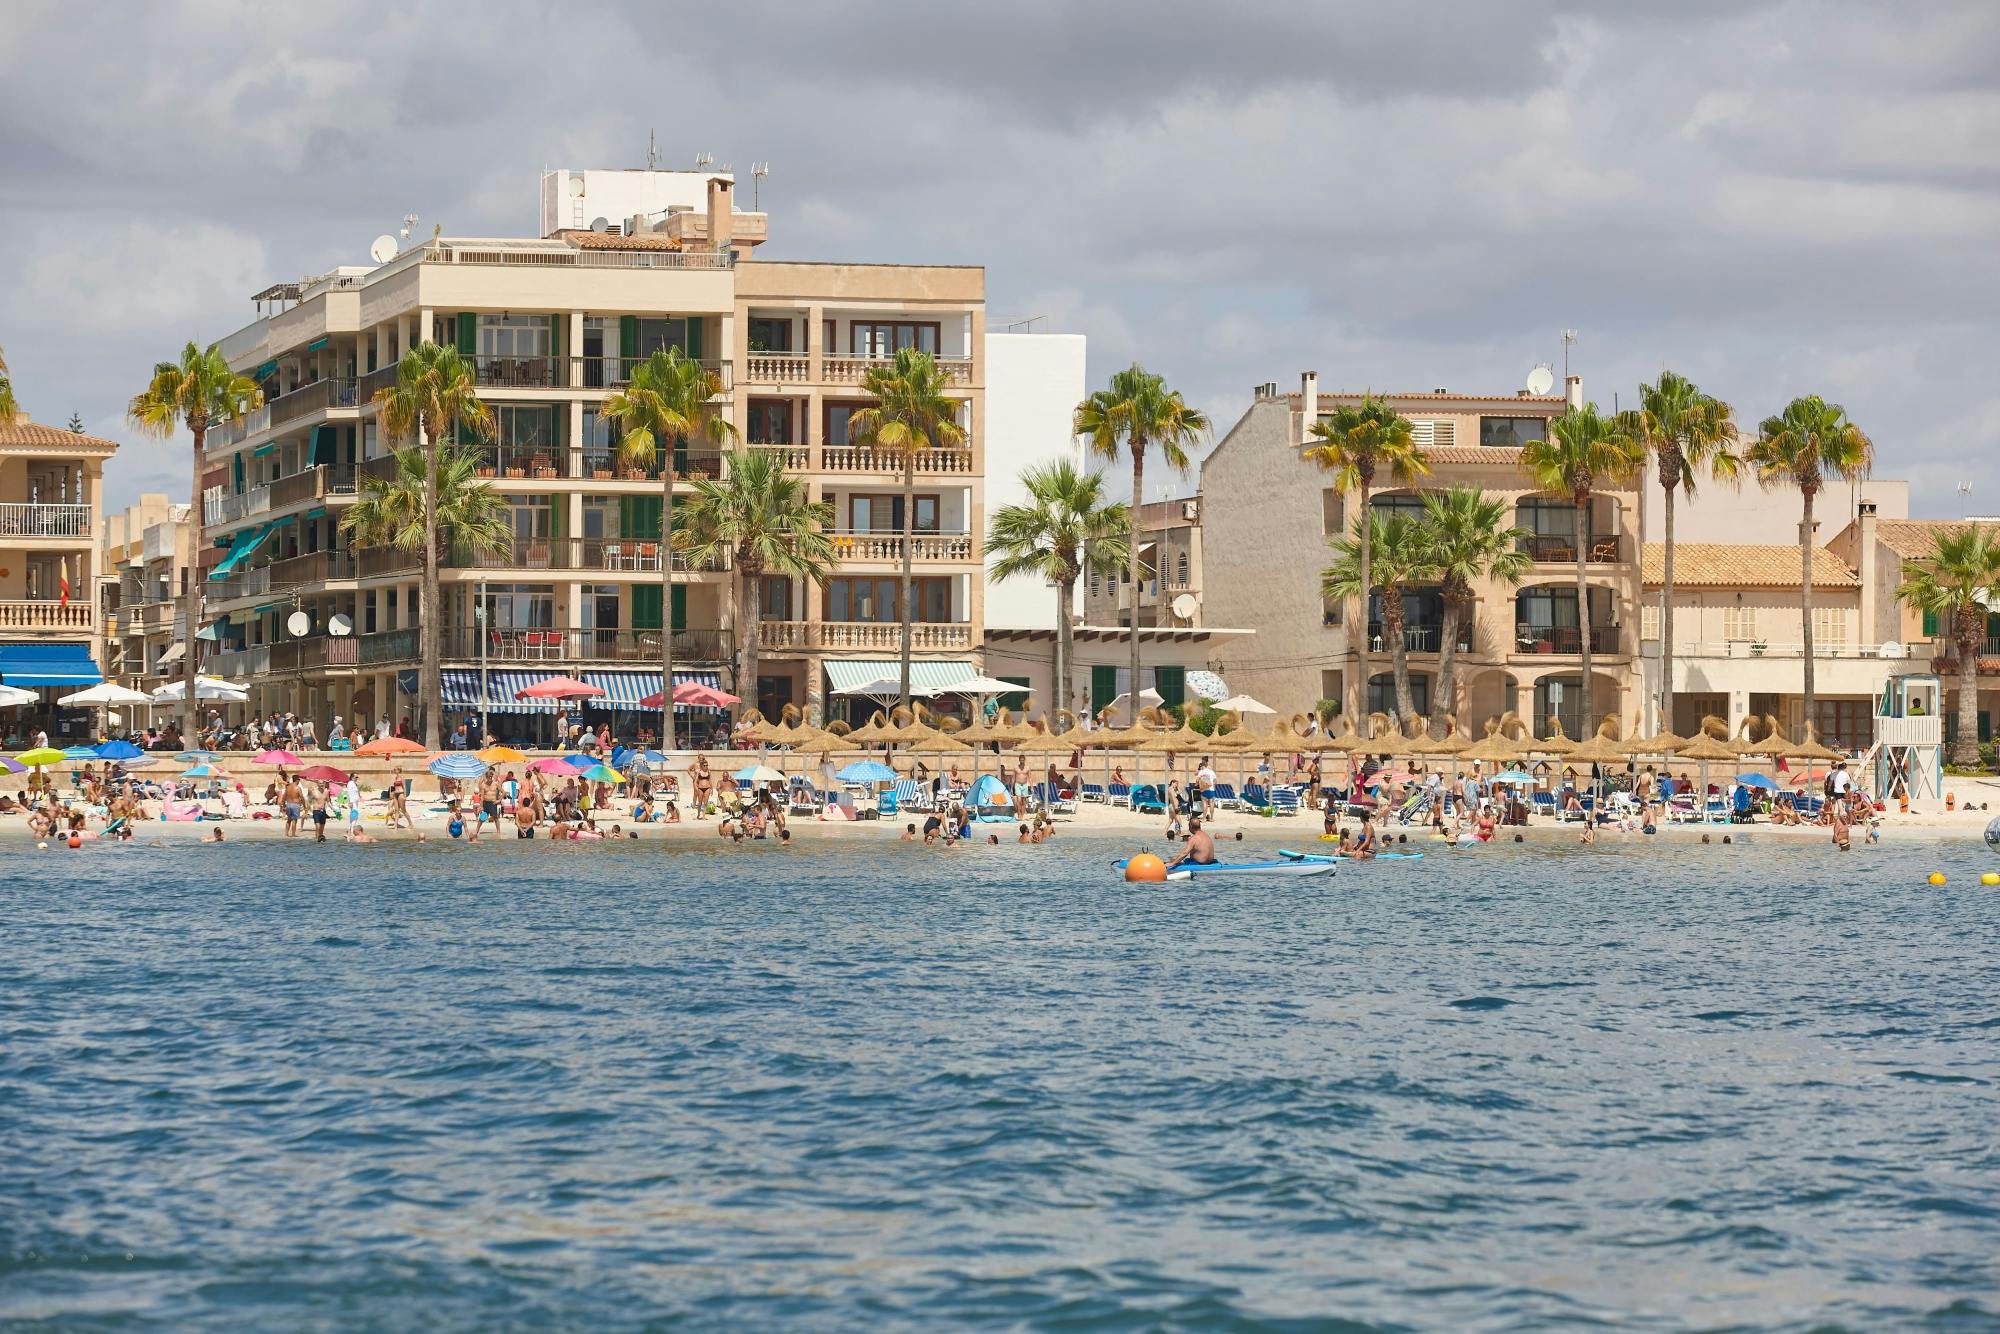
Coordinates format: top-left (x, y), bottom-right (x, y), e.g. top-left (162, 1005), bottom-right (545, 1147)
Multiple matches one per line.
top-left (752, 162), bottom-right (769, 210)
top-left (647, 129), bottom-right (659, 171)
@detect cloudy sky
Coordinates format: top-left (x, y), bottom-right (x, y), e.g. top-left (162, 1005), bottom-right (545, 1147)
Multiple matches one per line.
top-left (3, 0), bottom-right (1996, 515)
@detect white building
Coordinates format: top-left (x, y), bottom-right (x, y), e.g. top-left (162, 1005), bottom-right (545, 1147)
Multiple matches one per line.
top-left (980, 330), bottom-right (1087, 632)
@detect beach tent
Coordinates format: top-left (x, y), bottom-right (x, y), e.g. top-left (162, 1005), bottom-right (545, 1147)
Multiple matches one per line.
top-left (966, 773), bottom-right (1015, 820)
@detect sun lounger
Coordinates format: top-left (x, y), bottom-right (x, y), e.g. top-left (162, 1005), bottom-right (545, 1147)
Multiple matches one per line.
top-left (1080, 782), bottom-right (1107, 803)
top-left (1211, 783), bottom-right (1238, 809)
top-left (1108, 782), bottom-right (1132, 808)
top-left (1130, 783), bottom-right (1166, 815)
top-left (1270, 787), bottom-right (1302, 816)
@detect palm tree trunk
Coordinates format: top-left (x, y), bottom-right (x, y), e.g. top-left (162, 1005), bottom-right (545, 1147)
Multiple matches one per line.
top-left (1576, 494), bottom-right (1594, 735)
top-left (1128, 445), bottom-right (1145, 722)
top-left (1799, 487), bottom-right (1816, 736)
top-left (1956, 610), bottom-right (1981, 766)
top-left (739, 561), bottom-right (762, 717)
top-left (659, 464), bottom-right (677, 750)
top-left (1385, 586), bottom-right (1414, 722)
top-left (182, 421), bottom-right (206, 743)
top-left (1436, 594), bottom-right (1462, 737)
top-left (1055, 575), bottom-right (1075, 723)
top-left (420, 417), bottom-right (441, 750)
top-left (1354, 479), bottom-right (1371, 723)
top-left (1659, 485), bottom-right (1676, 735)
top-left (897, 449), bottom-right (915, 709)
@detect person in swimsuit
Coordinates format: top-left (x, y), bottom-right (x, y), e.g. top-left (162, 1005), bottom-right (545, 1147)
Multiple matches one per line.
top-left (1475, 809), bottom-right (1497, 842)
top-left (1352, 813), bottom-right (1377, 861)
top-left (1167, 816), bottom-right (1217, 868)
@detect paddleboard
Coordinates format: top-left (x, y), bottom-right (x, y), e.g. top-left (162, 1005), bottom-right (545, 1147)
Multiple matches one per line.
top-left (1113, 858), bottom-right (1337, 881)
top-left (1279, 848), bottom-right (1425, 862)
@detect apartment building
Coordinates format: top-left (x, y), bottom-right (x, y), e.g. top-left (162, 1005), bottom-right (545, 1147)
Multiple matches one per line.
top-left (0, 418), bottom-right (113, 722)
top-left (195, 168), bottom-right (987, 734)
top-left (1083, 494), bottom-right (1202, 629)
top-left (102, 494), bottom-right (194, 691)
top-left (1202, 374), bottom-right (1629, 735)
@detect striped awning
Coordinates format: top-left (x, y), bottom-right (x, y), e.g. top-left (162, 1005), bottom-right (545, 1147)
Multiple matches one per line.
top-left (823, 658), bottom-right (978, 694)
top-left (436, 667), bottom-right (724, 714)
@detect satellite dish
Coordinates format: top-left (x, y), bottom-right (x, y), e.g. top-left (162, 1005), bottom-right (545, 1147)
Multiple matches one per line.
top-left (369, 234), bottom-right (398, 264)
top-left (590, 216), bottom-right (611, 233)
top-left (1525, 364), bottom-right (1556, 396)
top-left (286, 610), bottom-right (312, 637)
top-left (1878, 640), bottom-right (1903, 659)
top-left (1171, 593), bottom-right (1198, 621)
top-left (328, 613), bottom-right (353, 637)
top-left (568, 176), bottom-right (586, 197)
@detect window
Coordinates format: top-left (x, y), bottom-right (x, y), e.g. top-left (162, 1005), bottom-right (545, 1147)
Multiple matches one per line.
top-left (1320, 670), bottom-right (1343, 709)
top-left (480, 583), bottom-right (555, 629)
top-left (826, 577), bottom-right (897, 623)
top-left (491, 405), bottom-right (556, 451)
top-left (747, 399), bottom-right (794, 445)
top-left (579, 585), bottom-right (618, 629)
top-left (747, 317), bottom-right (793, 353)
top-left (1370, 493), bottom-right (1429, 522)
top-left (1323, 596), bottom-right (1343, 626)
top-left (1813, 605), bottom-right (1850, 649)
top-left (581, 499), bottom-right (617, 541)
top-left (760, 576), bottom-right (793, 620)
top-left (825, 403), bottom-right (862, 446)
top-left (477, 314), bottom-right (551, 358)
top-left (1321, 488), bottom-right (1345, 537)
top-left (1481, 416), bottom-right (1549, 448)
top-left (850, 322), bottom-right (939, 356)
top-left (1408, 419), bottom-right (1456, 448)
top-left (1517, 586), bottom-right (1583, 630)
top-left (1533, 675), bottom-right (1584, 741)
top-left (847, 493), bottom-right (939, 533)
top-left (1722, 605), bottom-right (1757, 642)
top-left (1090, 572), bottom-right (1101, 596)
top-left (1175, 551), bottom-right (1189, 586)
top-left (1812, 698), bottom-right (1872, 752)
top-left (634, 317), bottom-right (689, 357)
top-left (1368, 672), bottom-right (1430, 717)
top-left (506, 497), bottom-right (551, 542)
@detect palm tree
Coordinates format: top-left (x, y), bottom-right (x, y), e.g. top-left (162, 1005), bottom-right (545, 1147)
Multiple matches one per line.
top-left (677, 449), bottom-right (837, 715)
top-left (1743, 395), bottom-right (1874, 729)
top-left (0, 346), bottom-right (20, 424)
top-left (1897, 527), bottom-right (2000, 766)
top-left (371, 342), bottom-right (492, 749)
top-left (341, 444), bottom-right (513, 569)
top-left (1074, 364), bottom-right (1210, 718)
top-left (849, 349), bottom-right (967, 707)
top-left (1304, 394), bottom-right (1429, 719)
top-left (1323, 509), bottom-right (1436, 722)
top-left (128, 341), bottom-right (263, 741)
top-left (1626, 371), bottom-right (1739, 734)
top-left (985, 461), bottom-right (1132, 722)
top-left (1520, 403), bottom-right (1643, 732)
top-left (1420, 485), bottom-right (1531, 733)
top-left (602, 347), bottom-right (736, 749)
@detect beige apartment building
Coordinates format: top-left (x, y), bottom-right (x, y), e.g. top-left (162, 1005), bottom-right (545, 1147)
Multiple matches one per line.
top-left (195, 168), bottom-right (986, 737)
top-left (0, 418), bottom-right (115, 732)
top-left (102, 494), bottom-right (194, 691)
top-left (1083, 494), bottom-right (1203, 629)
top-left (1203, 374), bottom-right (1633, 736)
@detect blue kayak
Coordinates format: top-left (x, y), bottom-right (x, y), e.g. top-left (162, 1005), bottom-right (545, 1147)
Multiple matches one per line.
top-left (1114, 857), bottom-right (1336, 881)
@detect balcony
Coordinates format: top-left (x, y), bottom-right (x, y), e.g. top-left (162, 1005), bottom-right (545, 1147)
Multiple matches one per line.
top-left (350, 626), bottom-right (730, 668)
top-left (270, 463), bottom-right (357, 510)
top-left (121, 600), bottom-right (182, 634)
top-left (745, 353), bottom-right (811, 382)
top-left (268, 377), bottom-right (359, 430)
top-left (745, 443), bottom-right (814, 471)
top-left (1512, 624), bottom-right (1620, 656)
top-left (0, 600), bottom-right (94, 633)
top-left (820, 446), bottom-right (974, 475)
top-left (757, 621), bottom-right (973, 652)
top-left (828, 531), bottom-right (975, 563)
top-left (472, 355), bottom-right (732, 394)
top-left (469, 444), bottom-right (727, 482)
top-left (0, 503), bottom-right (92, 541)
top-left (823, 354), bottom-right (972, 385)
top-left (1366, 621), bottom-right (1475, 654)
top-left (1516, 533), bottom-right (1626, 565)
top-left (453, 536), bottom-right (728, 574)
top-left (422, 240), bottom-right (735, 271)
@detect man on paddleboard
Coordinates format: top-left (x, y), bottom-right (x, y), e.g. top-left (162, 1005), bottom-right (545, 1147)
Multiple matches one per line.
top-left (1167, 817), bottom-right (1217, 870)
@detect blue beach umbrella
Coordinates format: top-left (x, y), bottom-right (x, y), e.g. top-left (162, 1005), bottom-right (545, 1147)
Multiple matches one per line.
top-left (180, 763), bottom-right (224, 778)
top-left (1493, 769), bottom-right (1536, 785)
top-left (179, 750), bottom-right (221, 763)
top-left (836, 760), bottom-right (898, 784)
top-left (1737, 772), bottom-right (1780, 790)
top-left (61, 746), bottom-right (100, 760)
top-left (95, 739), bottom-right (144, 760)
top-left (562, 753), bottom-right (596, 771)
top-left (429, 753), bottom-right (490, 779)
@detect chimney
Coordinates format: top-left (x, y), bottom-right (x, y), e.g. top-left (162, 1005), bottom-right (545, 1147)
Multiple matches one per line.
top-left (1299, 370), bottom-right (1318, 444)
top-left (1857, 500), bottom-right (1879, 644)
top-left (1564, 374), bottom-right (1583, 410)
top-left (706, 176), bottom-right (734, 253)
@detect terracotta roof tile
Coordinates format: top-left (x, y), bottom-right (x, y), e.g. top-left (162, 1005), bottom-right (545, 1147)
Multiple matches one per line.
top-left (1642, 542), bottom-right (1858, 589)
top-left (0, 418), bottom-right (119, 452)
top-left (556, 229), bottom-right (686, 252)
top-left (1872, 518), bottom-right (1999, 559)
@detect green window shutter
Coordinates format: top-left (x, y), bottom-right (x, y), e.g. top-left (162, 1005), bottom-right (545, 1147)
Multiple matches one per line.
top-left (1922, 609), bottom-right (1939, 637)
top-left (550, 500), bottom-right (565, 540)
top-left (998, 676), bottom-right (1030, 711)
top-left (631, 584), bottom-right (663, 630)
top-left (1154, 665), bottom-right (1186, 710)
top-left (233, 455), bottom-right (245, 491)
top-left (310, 426), bottom-right (333, 466)
top-left (456, 314), bottom-right (477, 357)
top-left (684, 317), bottom-right (703, 361)
top-left (620, 315), bottom-right (638, 360)
top-left (1979, 711), bottom-right (1990, 744)
top-left (621, 495), bottom-right (662, 540)
top-left (1091, 665), bottom-right (1118, 716)
top-left (549, 314), bottom-right (565, 362)
top-left (670, 585), bottom-right (687, 631)
top-left (367, 346), bottom-right (377, 373)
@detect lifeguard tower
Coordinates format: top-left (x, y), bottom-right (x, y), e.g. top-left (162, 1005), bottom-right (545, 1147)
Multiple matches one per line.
top-left (1872, 674), bottom-right (1943, 811)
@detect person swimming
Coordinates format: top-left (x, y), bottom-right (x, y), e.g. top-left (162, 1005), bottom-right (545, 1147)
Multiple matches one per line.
top-left (1166, 816), bottom-right (1216, 869)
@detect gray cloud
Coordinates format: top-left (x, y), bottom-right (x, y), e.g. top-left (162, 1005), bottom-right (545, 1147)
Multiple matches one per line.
top-left (0, 0), bottom-right (1994, 515)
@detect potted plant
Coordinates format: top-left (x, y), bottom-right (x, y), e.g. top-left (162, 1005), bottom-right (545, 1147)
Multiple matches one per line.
top-left (475, 462), bottom-right (497, 478)
top-left (503, 464), bottom-right (526, 479)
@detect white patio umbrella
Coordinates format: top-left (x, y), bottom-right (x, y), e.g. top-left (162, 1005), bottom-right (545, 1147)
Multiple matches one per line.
top-left (1105, 687), bottom-right (1163, 725)
top-left (1213, 693), bottom-right (1276, 716)
top-left (834, 676), bottom-right (940, 708)
top-left (0, 684), bottom-right (38, 708)
top-left (151, 677), bottom-right (250, 703)
top-left (59, 683), bottom-right (155, 707)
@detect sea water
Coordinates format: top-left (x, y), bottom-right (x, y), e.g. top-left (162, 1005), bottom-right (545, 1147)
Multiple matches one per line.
top-left (2, 834), bottom-right (1995, 1330)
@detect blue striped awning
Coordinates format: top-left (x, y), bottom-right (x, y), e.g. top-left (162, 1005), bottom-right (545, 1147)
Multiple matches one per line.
top-left (434, 668), bottom-right (724, 714)
top-left (0, 642), bottom-right (104, 688)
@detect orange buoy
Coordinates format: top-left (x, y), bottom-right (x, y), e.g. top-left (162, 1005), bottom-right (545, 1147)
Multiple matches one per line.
top-left (1124, 852), bottom-right (1169, 883)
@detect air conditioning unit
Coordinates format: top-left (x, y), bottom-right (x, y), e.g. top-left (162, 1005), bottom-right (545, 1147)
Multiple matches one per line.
top-left (1181, 500), bottom-right (1199, 523)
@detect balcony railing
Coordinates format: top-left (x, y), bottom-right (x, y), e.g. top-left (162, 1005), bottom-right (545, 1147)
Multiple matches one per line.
top-left (1517, 534), bottom-right (1625, 564)
top-left (820, 446), bottom-right (974, 475)
top-left (1689, 639), bottom-right (1915, 661)
top-left (268, 377), bottom-right (359, 429)
top-left (745, 443), bottom-right (813, 470)
top-left (471, 355), bottom-right (732, 394)
top-left (206, 644), bottom-right (271, 679)
top-left (822, 354), bottom-right (972, 385)
top-left (452, 536), bottom-right (727, 573)
top-left (357, 546), bottom-right (424, 579)
top-left (1513, 624), bottom-right (1618, 655)
top-left (0, 502), bottom-right (92, 539)
top-left (757, 621), bottom-right (972, 652)
top-left (828, 531), bottom-right (975, 562)
top-left (351, 626), bottom-right (730, 667)
top-left (744, 352), bottom-right (810, 382)
top-left (0, 600), bottom-right (94, 632)
top-left (1366, 622), bottom-right (1474, 654)
top-left (358, 627), bottom-right (419, 665)
top-left (422, 241), bottom-right (734, 271)
top-left (269, 463), bottom-right (356, 510)
top-left (470, 444), bottom-right (728, 482)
